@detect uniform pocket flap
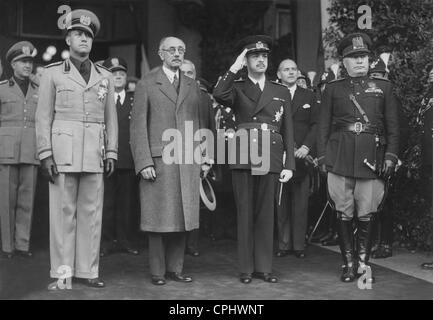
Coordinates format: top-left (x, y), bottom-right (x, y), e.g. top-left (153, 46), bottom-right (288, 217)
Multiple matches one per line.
top-left (52, 128), bottom-right (73, 136)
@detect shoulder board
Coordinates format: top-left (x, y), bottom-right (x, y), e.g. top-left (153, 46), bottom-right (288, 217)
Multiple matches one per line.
top-left (45, 61), bottom-right (63, 69)
top-left (369, 76), bottom-right (390, 82)
top-left (328, 77), bottom-right (346, 84)
top-left (96, 63), bottom-right (112, 73)
top-left (0, 79), bottom-right (8, 85)
top-left (234, 78), bottom-right (245, 82)
top-left (270, 80), bottom-right (286, 87)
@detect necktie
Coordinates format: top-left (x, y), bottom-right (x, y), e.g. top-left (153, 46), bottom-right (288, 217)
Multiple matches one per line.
top-left (173, 74), bottom-right (180, 94)
top-left (116, 94), bottom-right (121, 107)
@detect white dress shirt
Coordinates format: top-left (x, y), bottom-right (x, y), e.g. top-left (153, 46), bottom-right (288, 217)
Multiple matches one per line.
top-left (288, 84), bottom-right (297, 100)
top-left (248, 75), bottom-right (266, 91)
top-left (114, 89), bottom-right (126, 105)
top-left (162, 65), bottom-right (180, 84)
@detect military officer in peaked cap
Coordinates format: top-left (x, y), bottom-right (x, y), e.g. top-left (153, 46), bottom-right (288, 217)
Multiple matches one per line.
top-left (36, 9), bottom-right (118, 289)
top-left (317, 33), bottom-right (399, 283)
top-left (213, 35), bottom-right (296, 284)
top-left (0, 41), bottom-right (39, 259)
top-left (100, 57), bottom-right (139, 257)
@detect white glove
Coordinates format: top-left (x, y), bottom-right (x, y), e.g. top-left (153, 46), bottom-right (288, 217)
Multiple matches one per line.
top-left (279, 169), bottom-right (293, 183)
top-left (229, 48), bottom-right (248, 74)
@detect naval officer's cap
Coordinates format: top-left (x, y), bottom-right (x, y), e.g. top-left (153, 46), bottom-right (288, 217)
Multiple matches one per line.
top-left (236, 35), bottom-right (272, 55)
top-left (103, 57), bottom-right (128, 72)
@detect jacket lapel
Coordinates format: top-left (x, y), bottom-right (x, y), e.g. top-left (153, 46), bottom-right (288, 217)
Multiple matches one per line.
top-left (291, 88), bottom-right (303, 114)
top-left (156, 67), bottom-right (178, 105)
top-left (86, 62), bottom-right (103, 90)
top-left (242, 78), bottom-right (261, 103)
top-left (253, 81), bottom-right (274, 115)
top-left (67, 59), bottom-right (87, 88)
top-left (175, 73), bottom-right (192, 111)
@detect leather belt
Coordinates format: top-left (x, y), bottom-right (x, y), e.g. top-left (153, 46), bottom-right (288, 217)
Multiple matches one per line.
top-left (54, 113), bottom-right (105, 123)
top-left (237, 122), bottom-right (279, 133)
top-left (336, 122), bottom-right (383, 135)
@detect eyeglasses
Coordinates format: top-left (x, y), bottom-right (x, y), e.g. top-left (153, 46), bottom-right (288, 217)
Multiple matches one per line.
top-left (161, 47), bottom-right (186, 55)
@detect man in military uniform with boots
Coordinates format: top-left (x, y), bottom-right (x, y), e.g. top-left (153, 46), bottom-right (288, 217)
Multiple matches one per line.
top-left (0, 41), bottom-right (39, 259)
top-left (317, 33), bottom-right (399, 283)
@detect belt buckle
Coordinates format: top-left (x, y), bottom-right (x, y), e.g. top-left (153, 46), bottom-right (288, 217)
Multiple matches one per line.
top-left (354, 122), bottom-right (363, 135)
top-left (261, 123), bottom-right (268, 130)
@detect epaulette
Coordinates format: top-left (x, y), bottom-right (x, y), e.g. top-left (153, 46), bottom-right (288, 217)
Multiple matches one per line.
top-left (45, 61), bottom-right (63, 69)
top-left (270, 80), bottom-right (286, 87)
top-left (234, 78), bottom-right (245, 82)
top-left (0, 79), bottom-right (8, 85)
top-left (30, 80), bottom-right (39, 88)
top-left (328, 77), bottom-right (346, 84)
top-left (96, 63), bottom-right (112, 73)
top-left (369, 75), bottom-right (390, 82)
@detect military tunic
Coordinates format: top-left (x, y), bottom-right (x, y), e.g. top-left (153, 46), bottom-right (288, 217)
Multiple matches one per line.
top-left (213, 70), bottom-right (295, 274)
top-left (0, 78), bottom-right (39, 253)
top-left (35, 59), bottom-right (118, 279)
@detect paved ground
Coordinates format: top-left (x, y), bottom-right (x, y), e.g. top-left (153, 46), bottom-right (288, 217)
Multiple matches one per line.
top-left (1, 239), bottom-right (432, 300)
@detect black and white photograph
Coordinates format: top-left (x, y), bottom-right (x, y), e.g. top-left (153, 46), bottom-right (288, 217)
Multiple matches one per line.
top-left (0, 0), bottom-right (433, 304)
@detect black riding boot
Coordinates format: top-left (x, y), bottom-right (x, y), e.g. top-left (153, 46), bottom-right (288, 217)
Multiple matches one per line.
top-left (337, 218), bottom-right (355, 282)
top-left (357, 217), bottom-right (375, 283)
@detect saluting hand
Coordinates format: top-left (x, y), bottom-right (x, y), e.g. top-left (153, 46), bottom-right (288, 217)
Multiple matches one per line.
top-left (279, 169), bottom-right (293, 183)
top-left (229, 48), bottom-right (248, 74)
top-left (140, 166), bottom-right (156, 181)
top-left (41, 156), bottom-right (58, 184)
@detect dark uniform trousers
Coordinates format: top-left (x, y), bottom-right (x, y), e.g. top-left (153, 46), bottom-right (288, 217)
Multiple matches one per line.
top-left (102, 169), bottom-right (137, 247)
top-left (232, 170), bottom-right (278, 274)
top-left (276, 174), bottom-right (309, 251)
top-left (148, 232), bottom-right (186, 277)
top-left (0, 165), bottom-right (38, 252)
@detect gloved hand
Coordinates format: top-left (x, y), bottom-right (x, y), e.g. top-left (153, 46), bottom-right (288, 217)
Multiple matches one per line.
top-left (381, 159), bottom-right (395, 179)
top-left (229, 48), bottom-right (248, 74)
top-left (279, 169), bottom-right (293, 183)
top-left (105, 158), bottom-right (116, 178)
top-left (41, 156), bottom-right (58, 183)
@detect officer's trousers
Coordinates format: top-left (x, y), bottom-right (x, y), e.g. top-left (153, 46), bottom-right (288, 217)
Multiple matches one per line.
top-left (276, 174), bottom-right (309, 251)
top-left (232, 170), bottom-right (278, 274)
top-left (0, 164), bottom-right (38, 253)
top-left (327, 172), bottom-right (384, 220)
top-left (49, 172), bottom-right (103, 279)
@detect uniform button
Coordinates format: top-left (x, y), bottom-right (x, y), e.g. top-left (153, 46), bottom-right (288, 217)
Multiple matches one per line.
top-left (86, 112), bottom-right (89, 115)
top-left (252, 139), bottom-right (257, 143)
top-left (24, 101), bottom-right (27, 105)
top-left (86, 124), bottom-right (89, 128)
top-left (356, 92), bottom-right (360, 95)
top-left (24, 126), bottom-right (27, 128)
top-left (272, 141), bottom-right (276, 144)
top-left (85, 100), bottom-right (89, 103)
top-left (24, 109), bottom-right (27, 113)
top-left (253, 117), bottom-right (257, 120)
top-left (253, 128), bottom-right (258, 131)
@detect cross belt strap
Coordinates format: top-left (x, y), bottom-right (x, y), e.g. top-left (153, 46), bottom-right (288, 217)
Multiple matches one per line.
top-left (349, 93), bottom-right (370, 124)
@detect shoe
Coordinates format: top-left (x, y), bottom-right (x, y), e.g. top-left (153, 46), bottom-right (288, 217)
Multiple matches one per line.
top-left (186, 248), bottom-right (200, 257)
top-left (1, 251), bottom-right (13, 259)
top-left (294, 250), bottom-right (306, 258)
top-left (74, 277), bottom-right (105, 288)
top-left (421, 261), bottom-right (433, 270)
top-left (15, 250), bottom-right (33, 258)
top-left (166, 272), bottom-right (193, 283)
top-left (275, 249), bottom-right (290, 257)
top-left (252, 272), bottom-right (278, 283)
top-left (151, 276), bottom-right (166, 285)
top-left (239, 273), bottom-right (252, 284)
top-left (121, 246), bottom-right (139, 256)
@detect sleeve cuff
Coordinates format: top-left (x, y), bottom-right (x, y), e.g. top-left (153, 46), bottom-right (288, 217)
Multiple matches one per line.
top-left (39, 150), bottom-right (53, 160)
top-left (106, 151), bottom-right (118, 160)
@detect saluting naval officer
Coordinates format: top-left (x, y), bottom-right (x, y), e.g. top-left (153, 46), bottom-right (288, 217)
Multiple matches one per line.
top-left (35, 9), bottom-right (118, 289)
top-left (0, 41), bottom-right (39, 259)
top-left (213, 35), bottom-right (295, 284)
top-left (317, 33), bottom-right (399, 283)
top-left (100, 57), bottom-right (139, 257)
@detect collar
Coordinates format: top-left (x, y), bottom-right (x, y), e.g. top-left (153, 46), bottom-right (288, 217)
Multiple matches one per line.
top-left (13, 75), bottom-right (29, 86)
top-left (248, 74), bottom-right (266, 91)
top-left (288, 84), bottom-right (297, 95)
top-left (115, 90), bottom-right (126, 104)
top-left (70, 56), bottom-right (91, 71)
top-left (162, 65), bottom-right (179, 84)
